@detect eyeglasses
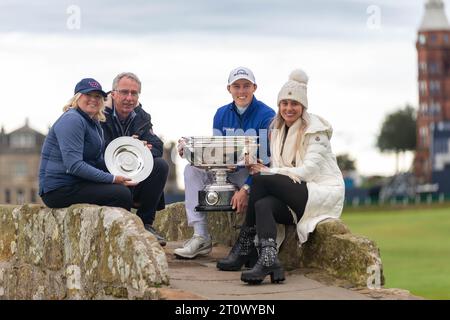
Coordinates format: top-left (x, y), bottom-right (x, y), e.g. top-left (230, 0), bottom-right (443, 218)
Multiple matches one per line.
top-left (115, 89), bottom-right (140, 97)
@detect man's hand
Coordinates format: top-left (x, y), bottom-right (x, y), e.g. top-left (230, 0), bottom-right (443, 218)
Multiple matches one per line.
top-left (230, 188), bottom-right (249, 214)
top-left (177, 138), bottom-right (186, 157)
top-left (132, 134), bottom-right (152, 150)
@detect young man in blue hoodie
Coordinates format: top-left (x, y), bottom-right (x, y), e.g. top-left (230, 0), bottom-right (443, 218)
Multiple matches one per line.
top-left (174, 67), bottom-right (275, 259)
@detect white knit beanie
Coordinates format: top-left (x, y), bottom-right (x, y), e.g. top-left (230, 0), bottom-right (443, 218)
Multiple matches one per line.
top-left (277, 69), bottom-right (309, 108)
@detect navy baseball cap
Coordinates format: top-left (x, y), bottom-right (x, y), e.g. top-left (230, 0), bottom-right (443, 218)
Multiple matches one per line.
top-left (74, 78), bottom-right (107, 97)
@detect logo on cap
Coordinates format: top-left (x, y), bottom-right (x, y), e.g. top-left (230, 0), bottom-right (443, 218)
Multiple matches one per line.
top-left (89, 81), bottom-right (100, 88)
top-left (234, 69), bottom-right (249, 77)
top-left (88, 81), bottom-right (100, 88)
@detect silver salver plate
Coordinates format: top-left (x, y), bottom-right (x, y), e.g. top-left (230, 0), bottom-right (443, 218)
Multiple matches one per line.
top-left (105, 136), bottom-right (153, 183)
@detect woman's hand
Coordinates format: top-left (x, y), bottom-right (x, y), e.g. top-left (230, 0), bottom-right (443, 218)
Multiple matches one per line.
top-left (248, 163), bottom-right (270, 175)
top-left (113, 175), bottom-right (137, 187)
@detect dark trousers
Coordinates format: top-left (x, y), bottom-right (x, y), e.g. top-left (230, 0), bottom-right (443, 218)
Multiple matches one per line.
top-left (41, 182), bottom-right (132, 211)
top-left (245, 173), bottom-right (308, 240)
top-left (132, 157), bottom-right (169, 225)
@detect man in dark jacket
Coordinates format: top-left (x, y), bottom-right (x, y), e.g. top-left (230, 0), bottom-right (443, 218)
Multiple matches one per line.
top-left (102, 72), bottom-right (169, 246)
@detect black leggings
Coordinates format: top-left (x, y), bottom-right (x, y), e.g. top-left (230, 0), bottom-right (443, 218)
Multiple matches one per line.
top-left (41, 181), bottom-right (132, 211)
top-left (245, 173), bottom-right (308, 240)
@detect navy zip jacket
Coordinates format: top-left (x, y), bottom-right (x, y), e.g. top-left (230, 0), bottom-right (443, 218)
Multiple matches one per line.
top-left (102, 103), bottom-right (164, 158)
top-left (39, 108), bottom-right (114, 195)
top-left (213, 96), bottom-right (275, 185)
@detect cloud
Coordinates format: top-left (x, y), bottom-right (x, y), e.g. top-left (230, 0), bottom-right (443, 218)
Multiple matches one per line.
top-left (0, 0), bottom-right (422, 39)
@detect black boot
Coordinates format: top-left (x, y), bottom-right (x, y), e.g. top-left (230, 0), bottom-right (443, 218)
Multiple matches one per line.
top-left (241, 238), bottom-right (285, 284)
top-left (144, 224), bottom-right (167, 247)
top-left (216, 226), bottom-right (258, 271)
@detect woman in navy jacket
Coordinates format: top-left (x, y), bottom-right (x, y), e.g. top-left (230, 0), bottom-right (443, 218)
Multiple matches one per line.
top-left (39, 78), bottom-right (134, 210)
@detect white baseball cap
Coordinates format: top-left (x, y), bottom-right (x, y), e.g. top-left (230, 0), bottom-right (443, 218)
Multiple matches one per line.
top-left (227, 67), bottom-right (256, 85)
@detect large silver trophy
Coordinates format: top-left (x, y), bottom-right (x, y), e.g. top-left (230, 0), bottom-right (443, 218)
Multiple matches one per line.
top-left (182, 136), bottom-right (258, 211)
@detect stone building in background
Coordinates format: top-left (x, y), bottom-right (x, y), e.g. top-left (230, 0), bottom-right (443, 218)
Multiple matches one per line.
top-left (0, 119), bottom-right (45, 205)
top-left (415, 0), bottom-right (450, 193)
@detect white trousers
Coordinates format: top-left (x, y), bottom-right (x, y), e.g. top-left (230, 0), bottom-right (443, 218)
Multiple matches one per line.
top-left (183, 165), bottom-right (249, 226)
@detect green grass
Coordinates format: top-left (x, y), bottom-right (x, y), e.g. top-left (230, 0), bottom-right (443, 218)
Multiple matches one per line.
top-left (341, 207), bottom-right (450, 300)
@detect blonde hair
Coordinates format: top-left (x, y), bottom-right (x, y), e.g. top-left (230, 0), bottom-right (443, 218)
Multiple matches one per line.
top-left (63, 92), bottom-right (106, 122)
top-left (269, 101), bottom-right (310, 150)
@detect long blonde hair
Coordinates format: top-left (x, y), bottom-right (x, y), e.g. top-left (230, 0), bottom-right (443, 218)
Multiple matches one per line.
top-left (62, 93), bottom-right (106, 122)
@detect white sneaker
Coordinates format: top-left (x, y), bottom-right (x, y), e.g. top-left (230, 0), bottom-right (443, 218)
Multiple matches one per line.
top-left (173, 234), bottom-right (212, 259)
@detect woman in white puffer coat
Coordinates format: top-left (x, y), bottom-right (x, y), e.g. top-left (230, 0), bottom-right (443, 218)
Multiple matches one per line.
top-left (217, 69), bottom-right (345, 285)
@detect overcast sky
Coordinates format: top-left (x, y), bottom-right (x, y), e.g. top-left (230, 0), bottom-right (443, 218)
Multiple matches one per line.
top-left (0, 0), bottom-right (419, 36)
top-left (0, 0), bottom-right (436, 182)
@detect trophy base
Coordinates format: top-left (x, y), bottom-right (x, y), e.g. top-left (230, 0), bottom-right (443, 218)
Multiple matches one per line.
top-left (195, 205), bottom-right (234, 212)
top-left (195, 189), bottom-right (236, 212)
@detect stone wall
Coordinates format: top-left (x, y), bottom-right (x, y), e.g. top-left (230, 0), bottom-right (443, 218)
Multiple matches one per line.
top-left (154, 202), bottom-right (384, 288)
top-left (154, 202), bottom-right (246, 245)
top-left (279, 221), bottom-right (385, 287)
top-left (0, 204), bottom-right (169, 300)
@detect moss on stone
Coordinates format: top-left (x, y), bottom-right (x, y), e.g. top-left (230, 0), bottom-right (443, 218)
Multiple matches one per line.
top-left (0, 204), bottom-right (169, 300)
